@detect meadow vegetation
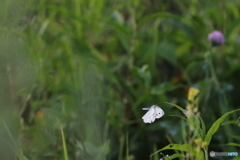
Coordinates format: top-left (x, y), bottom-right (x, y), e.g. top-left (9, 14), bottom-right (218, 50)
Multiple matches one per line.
top-left (0, 0), bottom-right (240, 160)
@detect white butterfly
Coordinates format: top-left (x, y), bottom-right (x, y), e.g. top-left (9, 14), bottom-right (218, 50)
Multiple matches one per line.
top-left (142, 105), bottom-right (164, 123)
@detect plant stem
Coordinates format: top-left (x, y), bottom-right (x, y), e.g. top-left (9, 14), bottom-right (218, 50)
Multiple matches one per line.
top-left (204, 148), bottom-right (208, 160)
top-left (208, 50), bottom-right (220, 90)
top-left (208, 48), bottom-right (234, 150)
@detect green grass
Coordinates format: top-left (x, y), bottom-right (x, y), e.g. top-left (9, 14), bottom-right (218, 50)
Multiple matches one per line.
top-left (0, 0), bottom-right (240, 159)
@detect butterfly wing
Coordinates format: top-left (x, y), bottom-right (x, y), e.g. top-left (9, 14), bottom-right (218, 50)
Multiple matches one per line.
top-left (142, 107), bottom-right (156, 123)
top-left (153, 105), bottom-right (164, 119)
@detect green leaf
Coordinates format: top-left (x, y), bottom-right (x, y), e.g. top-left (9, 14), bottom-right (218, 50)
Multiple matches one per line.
top-left (187, 112), bottom-right (204, 139)
top-left (226, 143), bottom-right (240, 147)
top-left (157, 41), bottom-right (178, 66)
top-left (169, 115), bottom-right (187, 121)
top-left (166, 153), bottom-right (185, 160)
top-left (165, 102), bottom-right (185, 112)
top-left (227, 18), bottom-right (240, 37)
top-left (205, 109), bottom-right (240, 144)
top-left (139, 12), bottom-right (183, 25)
top-left (165, 102), bottom-right (205, 139)
top-left (107, 21), bottom-right (130, 51)
top-left (150, 144), bottom-right (204, 159)
top-left (198, 116), bottom-right (206, 139)
top-left (226, 133), bottom-right (240, 140)
top-left (222, 120), bottom-right (238, 125)
top-left (176, 41), bottom-right (192, 57)
top-left (185, 61), bottom-right (201, 72)
top-left (233, 156), bottom-right (240, 160)
top-left (136, 65), bottom-right (151, 89)
top-left (151, 83), bottom-right (183, 95)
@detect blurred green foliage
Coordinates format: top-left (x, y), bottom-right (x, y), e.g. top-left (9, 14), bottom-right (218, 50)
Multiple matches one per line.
top-left (0, 0), bottom-right (240, 160)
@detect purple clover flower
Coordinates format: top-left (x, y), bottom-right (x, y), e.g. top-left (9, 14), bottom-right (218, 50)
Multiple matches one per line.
top-left (208, 31), bottom-right (225, 47)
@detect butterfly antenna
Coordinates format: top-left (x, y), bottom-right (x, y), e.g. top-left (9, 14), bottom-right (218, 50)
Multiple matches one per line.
top-left (153, 103), bottom-right (160, 106)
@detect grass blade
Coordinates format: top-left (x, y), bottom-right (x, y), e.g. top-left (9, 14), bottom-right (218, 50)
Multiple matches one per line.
top-left (61, 125), bottom-right (69, 160)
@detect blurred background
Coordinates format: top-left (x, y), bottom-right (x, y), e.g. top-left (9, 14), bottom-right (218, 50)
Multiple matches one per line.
top-left (0, 0), bottom-right (240, 159)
